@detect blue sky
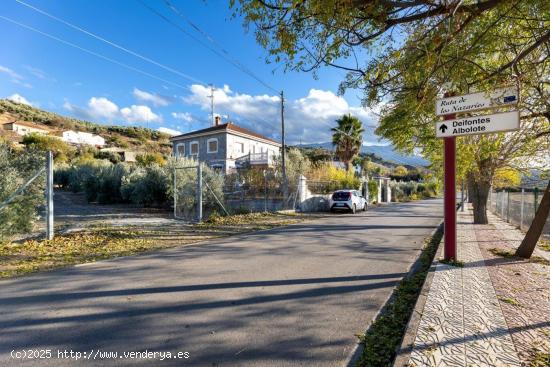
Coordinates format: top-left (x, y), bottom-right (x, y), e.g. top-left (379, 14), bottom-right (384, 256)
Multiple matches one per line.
top-left (0, 0), bottom-right (382, 144)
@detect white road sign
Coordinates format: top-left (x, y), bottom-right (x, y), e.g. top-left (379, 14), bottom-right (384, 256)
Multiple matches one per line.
top-left (435, 87), bottom-right (518, 116)
top-left (436, 111), bottom-right (519, 138)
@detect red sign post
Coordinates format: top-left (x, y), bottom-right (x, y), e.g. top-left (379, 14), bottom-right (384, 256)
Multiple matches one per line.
top-left (436, 87), bottom-right (520, 261)
top-left (443, 132), bottom-right (457, 260)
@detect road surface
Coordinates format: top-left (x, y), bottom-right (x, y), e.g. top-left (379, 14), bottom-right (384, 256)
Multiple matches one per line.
top-left (0, 199), bottom-right (442, 366)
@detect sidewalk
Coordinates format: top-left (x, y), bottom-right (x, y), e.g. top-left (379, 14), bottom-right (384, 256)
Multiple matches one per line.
top-left (402, 204), bottom-right (550, 366)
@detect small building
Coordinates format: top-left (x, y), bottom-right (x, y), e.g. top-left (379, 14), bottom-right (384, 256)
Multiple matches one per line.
top-left (170, 117), bottom-right (281, 173)
top-left (2, 120), bottom-right (52, 136)
top-left (99, 147), bottom-right (137, 162)
top-left (62, 130), bottom-right (105, 147)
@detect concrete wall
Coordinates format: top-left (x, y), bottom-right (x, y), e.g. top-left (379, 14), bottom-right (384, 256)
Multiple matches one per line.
top-left (299, 194), bottom-right (332, 212)
top-left (296, 175), bottom-right (332, 212)
top-left (226, 199), bottom-right (286, 213)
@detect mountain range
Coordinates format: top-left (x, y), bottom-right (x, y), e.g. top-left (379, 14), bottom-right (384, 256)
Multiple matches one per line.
top-left (297, 142), bottom-right (430, 167)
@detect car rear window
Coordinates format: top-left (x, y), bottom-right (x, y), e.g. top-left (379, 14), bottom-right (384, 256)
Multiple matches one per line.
top-left (332, 191), bottom-right (351, 200)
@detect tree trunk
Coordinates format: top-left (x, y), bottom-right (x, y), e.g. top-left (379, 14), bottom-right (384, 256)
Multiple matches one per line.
top-left (515, 181), bottom-right (550, 258)
top-left (467, 177), bottom-right (475, 203)
top-left (468, 174), bottom-right (491, 224)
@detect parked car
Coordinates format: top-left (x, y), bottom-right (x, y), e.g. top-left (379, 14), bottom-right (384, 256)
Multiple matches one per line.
top-left (329, 189), bottom-right (367, 214)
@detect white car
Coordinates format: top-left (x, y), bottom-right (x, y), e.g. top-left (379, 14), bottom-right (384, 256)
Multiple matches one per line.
top-left (329, 189), bottom-right (367, 214)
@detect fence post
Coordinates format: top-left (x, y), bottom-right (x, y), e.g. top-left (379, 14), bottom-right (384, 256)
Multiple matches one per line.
top-left (520, 187), bottom-right (524, 230)
top-left (297, 175), bottom-right (307, 211)
top-left (377, 178), bottom-right (382, 203)
top-left (173, 166), bottom-right (177, 219)
top-left (196, 164), bottom-right (203, 222)
top-left (365, 178), bottom-right (369, 206)
top-left (263, 170), bottom-right (267, 212)
top-left (506, 190), bottom-right (510, 222)
top-left (45, 151), bottom-right (54, 240)
top-left (501, 190), bottom-right (506, 218)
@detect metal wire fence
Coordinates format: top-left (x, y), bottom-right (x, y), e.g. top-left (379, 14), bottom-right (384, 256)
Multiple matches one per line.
top-left (173, 165), bottom-right (300, 221)
top-left (220, 170), bottom-right (298, 214)
top-left (488, 187), bottom-right (549, 235)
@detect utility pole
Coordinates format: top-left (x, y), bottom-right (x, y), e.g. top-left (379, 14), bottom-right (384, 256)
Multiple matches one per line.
top-left (280, 91), bottom-right (287, 199)
top-left (208, 84), bottom-right (215, 126)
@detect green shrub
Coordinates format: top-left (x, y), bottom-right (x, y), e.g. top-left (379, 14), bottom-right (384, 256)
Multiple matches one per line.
top-left (22, 133), bottom-right (75, 163)
top-left (136, 152), bottom-right (167, 167)
top-left (166, 157), bottom-right (224, 211)
top-left (389, 180), bottom-right (439, 202)
top-left (121, 165), bottom-right (168, 206)
top-left (95, 164), bottom-right (129, 204)
top-left (55, 157), bottom-right (224, 209)
top-left (0, 144), bottom-right (45, 241)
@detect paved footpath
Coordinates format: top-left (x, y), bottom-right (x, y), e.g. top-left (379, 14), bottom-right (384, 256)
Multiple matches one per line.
top-left (0, 199), bottom-right (442, 367)
top-left (408, 204), bottom-right (550, 367)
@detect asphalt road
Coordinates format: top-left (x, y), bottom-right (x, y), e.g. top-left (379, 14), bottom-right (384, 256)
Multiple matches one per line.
top-left (0, 199), bottom-right (442, 367)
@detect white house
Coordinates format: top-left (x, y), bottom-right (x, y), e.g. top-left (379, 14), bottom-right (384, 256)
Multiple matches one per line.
top-left (2, 120), bottom-right (52, 136)
top-left (62, 130), bottom-right (105, 147)
top-left (170, 117), bottom-right (281, 173)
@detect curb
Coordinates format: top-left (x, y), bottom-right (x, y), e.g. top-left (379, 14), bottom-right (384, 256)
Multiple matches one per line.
top-left (344, 220), bottom-right (444, 367)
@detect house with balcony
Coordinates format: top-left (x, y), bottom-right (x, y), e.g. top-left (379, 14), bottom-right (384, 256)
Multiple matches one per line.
top-left (170, 117), bottom-right (281, 173)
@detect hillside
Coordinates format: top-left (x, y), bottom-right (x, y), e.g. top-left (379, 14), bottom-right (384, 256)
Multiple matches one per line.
top-left (297, 142), bottom-right (430, 168)
top-left (0, 99), bottom-right (172, 154)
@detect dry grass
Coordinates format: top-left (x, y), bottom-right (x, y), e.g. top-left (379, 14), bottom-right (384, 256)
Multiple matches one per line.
top-left (0, 212), bottom-right (303, 278)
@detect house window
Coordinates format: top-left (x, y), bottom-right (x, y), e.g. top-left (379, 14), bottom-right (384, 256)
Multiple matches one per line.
top-left (190, 141), bottom-right (199, 156)
top-left (176, 143), bottom-right (185, 157)
top-left (207, 138), bottom-right (218, 153)
top-left (235, 142), bottom-right (244, 155)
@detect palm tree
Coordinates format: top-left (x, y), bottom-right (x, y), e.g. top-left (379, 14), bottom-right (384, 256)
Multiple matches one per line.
top-left (331, 114), bottom-right (364, 170)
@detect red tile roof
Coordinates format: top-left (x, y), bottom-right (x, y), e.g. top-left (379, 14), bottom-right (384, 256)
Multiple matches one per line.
top-left (170, 122), bottom-right (280, 145)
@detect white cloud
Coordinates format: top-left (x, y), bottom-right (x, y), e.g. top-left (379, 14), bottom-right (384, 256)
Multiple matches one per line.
top-left (171, 112), bottom-right (193, 122)
top-left (24, 65), bottom-right (55, 82)
top-left (133, 88), bottom-right (171, 107)
top-left (0, 65), bottom-right (33, 88)
top-left (121, 105), bottom-right (162, 123)
top-left (7, 93), bottom-right (33, 106)
top-left (13, 80), bottom-right (33, 89)
top-left (0, 65), bottom-right (22, 80)
top-left (158, 127), bottom-right (182, 136)
top-left (182, 85), bottom-right (379, 144)
top-left (88, 97), bottom-right (120, 120)
top-left (64, 96), bottom-right (162, 124)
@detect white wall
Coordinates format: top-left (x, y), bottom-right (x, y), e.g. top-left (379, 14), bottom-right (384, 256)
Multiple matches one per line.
top-left (62, 130), bottom-right (105, 147)
top-left (10, 124), bottom-right (49, 136)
